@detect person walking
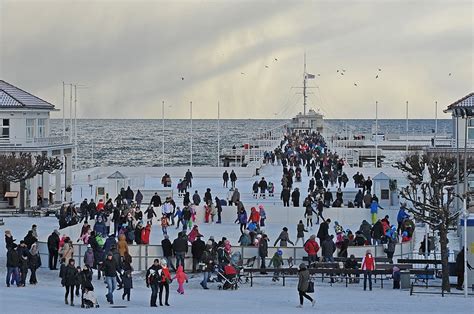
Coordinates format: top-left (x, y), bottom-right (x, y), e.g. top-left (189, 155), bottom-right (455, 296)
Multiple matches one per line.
top-left (158, 259), bottom-right (172, 306)
top-left (230, 170), bottom-right (237, 188)
top-left (297, 263), bottom-right (315, 308)
top-left (296, 220), bottom-right (308, 245)
top-left (173, 265), bottom-right (188, 295)
top-left (28, 243), bottom-right (41, 284)
top-left (103, 252), bottom-right (118, 304)
top-left (258, 234), bottom-right (269, 274)
top-left (274, 227), bottom-right (294, 247)
top-left (191, 235), bottom-right (205, 273)
top-left (200, 243), bottom-right (215, 289)
top-left (222, 170), bottom-right (229, 188)
top-left (172, 232), bottom-right (188, 270)
top-left (361, 250), bottom-right (375, 291)
top-left (6, 243), bottom-right (20, 287)
top-left (146, 259), bottom-right (161, 307)
top-left (47, 230), bottom-right (60, 270)
top-left (62, 258), bottom-right (78, 306)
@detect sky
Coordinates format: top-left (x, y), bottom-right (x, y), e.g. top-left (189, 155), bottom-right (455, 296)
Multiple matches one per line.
top-left (0, 0), bottom-right (472, 119)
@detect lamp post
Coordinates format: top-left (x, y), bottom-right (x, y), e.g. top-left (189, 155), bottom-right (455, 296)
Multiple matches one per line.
top-left (162, 101), bottom-right (165, 168)
top-left (190, 101), bottom-right (193, 167)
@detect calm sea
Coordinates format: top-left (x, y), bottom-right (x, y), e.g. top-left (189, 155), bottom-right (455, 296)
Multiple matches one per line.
top-left (50, 119), bottom-right (452, 169)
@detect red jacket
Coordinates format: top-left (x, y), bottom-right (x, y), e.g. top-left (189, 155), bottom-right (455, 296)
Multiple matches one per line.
top-left (160, 266), bottom-right (172, 283)
top-left (141, 225), bottom-right (151, 244)
top-left (97, 200), bottom-right (105, 211)
top-left (361, 253), bottom-right (375, 271)
top-left (173, 265), bottom-right (188, 284)
top-left (304, 239), bottom-right (320, 256)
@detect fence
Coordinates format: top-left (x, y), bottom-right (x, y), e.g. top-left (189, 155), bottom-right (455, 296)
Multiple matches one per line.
top-left (35, 240), bottom-right (414, 272)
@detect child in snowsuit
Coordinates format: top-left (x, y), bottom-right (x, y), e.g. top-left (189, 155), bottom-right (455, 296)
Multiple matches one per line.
top-left (174, 207), bottom-right (183, 229)
top-left (122, 270), bottom-right (133, 301)
top-left (269, 249), bottom-right (284, 281)
top-left (173, 265), bottom-right (188, 294)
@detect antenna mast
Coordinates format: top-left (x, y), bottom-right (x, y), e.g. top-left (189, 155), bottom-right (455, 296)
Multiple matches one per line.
top-left (303, 53), bottom-right (307, 116)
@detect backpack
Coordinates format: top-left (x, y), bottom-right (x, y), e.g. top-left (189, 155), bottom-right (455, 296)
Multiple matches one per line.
top-left (96, 235), bottom-right (105, 247)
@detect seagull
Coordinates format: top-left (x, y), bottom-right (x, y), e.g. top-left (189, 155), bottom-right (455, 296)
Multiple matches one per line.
top-left (342, 69), bottom-right (346, 72)
top-left (265, 65), bottom-right (269, 68)
top-left (341, 72), bottom-right (344, 76)
top-left (274, 58), bottom-right (278, 61)
top-left (448, 73), bottom-right (452, 76)
top-left (378, 68), bottom-right (382, 71)
top-left (354, 83), bottom-right (358, 86)
top-left (375, 75), bottom-right (379, 79)
top-left (241, 72), bottom-right (245, 75)
top-left (181, 77), bottom-right (184, 80)
top-left (337, 70), bottom-right (339, 73)
top-left (317, 74), bottom-right (321, 76)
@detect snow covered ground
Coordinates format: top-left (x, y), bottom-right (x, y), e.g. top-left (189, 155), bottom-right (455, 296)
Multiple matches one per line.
top-left (0, 163), bottom-right (470, 312)
top-left (0, 216), bottom-right (472, 313)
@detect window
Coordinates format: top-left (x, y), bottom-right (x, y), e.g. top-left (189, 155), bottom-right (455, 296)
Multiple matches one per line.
top-left (0, 119), bottom-right (9, 139)
top-left (469, 118), bottom-right (474, 140)
top-left (37, 119), bottom-right (46, 138)
top-left (26, 119), bottom-right (35, 140)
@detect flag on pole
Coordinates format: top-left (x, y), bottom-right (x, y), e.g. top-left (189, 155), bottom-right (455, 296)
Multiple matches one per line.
top-left (306, 73), bottom-right (315, 79)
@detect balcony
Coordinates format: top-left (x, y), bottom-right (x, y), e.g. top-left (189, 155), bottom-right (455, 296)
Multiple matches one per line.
top-left (0, 136), bottom-right (72, 151)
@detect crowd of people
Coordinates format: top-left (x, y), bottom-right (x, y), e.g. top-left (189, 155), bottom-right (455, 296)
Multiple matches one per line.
top-left (5, 130), bottom-right (472, 309)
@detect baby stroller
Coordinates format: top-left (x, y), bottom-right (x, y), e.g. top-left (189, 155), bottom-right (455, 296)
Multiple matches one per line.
top-left (217, 264), bottom-right (239, 290)
top-left (82, 288), bottom-right (99, 308)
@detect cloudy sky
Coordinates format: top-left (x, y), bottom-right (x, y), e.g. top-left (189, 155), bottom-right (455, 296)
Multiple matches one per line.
top-left (1, 0), bottom-right (472, 119)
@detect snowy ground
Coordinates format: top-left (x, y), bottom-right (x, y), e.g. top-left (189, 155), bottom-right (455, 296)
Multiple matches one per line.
top-left (1, 216), bottom-right (472, 313)
top-left (0, 163), bottom-right (471, 312)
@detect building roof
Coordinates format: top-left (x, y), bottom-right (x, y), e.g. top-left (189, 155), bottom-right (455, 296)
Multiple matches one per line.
top-left (444, 92), bottom-right (474, 112)
top-left (373, 172), bottom-right (390, 181)
top-left (0, 80), bottom-right (55, 110)
top-left (107, 171), bottom-right (128, 179)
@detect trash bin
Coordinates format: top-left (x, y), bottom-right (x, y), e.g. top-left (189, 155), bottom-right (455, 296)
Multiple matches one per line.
top-left (400, 270), bottom-right (411, 290)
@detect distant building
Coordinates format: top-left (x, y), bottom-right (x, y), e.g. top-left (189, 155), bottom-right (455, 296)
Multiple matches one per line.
top-left (0, 80), bottom-right (74, 208)
top-left (289, 109), bottom-right (324, 133)
top-left (444, 92), bottom-right (474, 148)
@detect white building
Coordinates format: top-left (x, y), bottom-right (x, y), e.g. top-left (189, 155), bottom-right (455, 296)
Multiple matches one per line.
top-left (289, 109), bottom-right (324, 133)
top-left (0, 80), bottom-right (74, 209)
top-left (444, 92), bottom-right (474, 148)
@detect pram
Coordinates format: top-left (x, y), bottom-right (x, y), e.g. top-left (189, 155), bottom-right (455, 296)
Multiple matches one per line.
top-left (217, 264), bottom-right (239, 290)
top-left (230, 252), bottom-right (255, 285)
top-left (81, 288), bottom-right (100, 308)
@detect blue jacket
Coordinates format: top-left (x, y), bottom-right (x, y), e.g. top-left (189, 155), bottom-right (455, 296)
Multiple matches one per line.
top-left (397, 208), bottom-right (409, 223)
top-left (370, 201), bottom-right (380, 214)
top-left (238, 211), bottom-right (248, 224)
top-left (103, 236), bottom-right (117, 255)
top-left (93, 221), bottom-right (107, 237)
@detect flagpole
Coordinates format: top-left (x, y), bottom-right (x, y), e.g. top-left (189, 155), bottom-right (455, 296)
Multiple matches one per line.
top-left (62, 82), bottom-right (65, 137)
top-left (375, 101), bottom-right (378, 168)
top-left (162, 100), bottom-right (165, 168)
top-left (69, 84), bottom-right (73, 144)
top-left (406, 101), bottom-right (409, 153)
top-left (217, 101), bottom-right (220, 167)
top-left (434, 101), bottom-right (438, 147)
top-left (190, 101), bottom-right (193, 167)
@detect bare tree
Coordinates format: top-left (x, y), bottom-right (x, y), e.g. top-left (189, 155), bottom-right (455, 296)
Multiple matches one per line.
top-left (0, 153), bottom-right (63, 212)
top-left (394, 152), bottom-right (473, 292)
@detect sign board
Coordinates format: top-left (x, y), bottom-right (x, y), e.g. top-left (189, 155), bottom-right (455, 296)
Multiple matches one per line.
top-left (4, 191), bottom-right (19, 198)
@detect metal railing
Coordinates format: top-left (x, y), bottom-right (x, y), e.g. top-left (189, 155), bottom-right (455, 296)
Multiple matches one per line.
top-left (0, 136), bottom-right (70, 147)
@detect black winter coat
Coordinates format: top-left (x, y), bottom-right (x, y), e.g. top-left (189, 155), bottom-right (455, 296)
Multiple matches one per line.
top-left (6, 248), bottom-right (19, 267)
top-left (317, 222), bottom-right (329, 241)
top-left (172, 237), bottom-right (188, 253)
top-left (161, 238), bottom-right (173, 257)
top-left (258, 239), bottom-right (268, 257)
top-left (63, 265), bottom-right (78, 286)
top-left (47, 233), bottom-right (60, 252)
top-left (102, 258), bottom-right (118, 277)
top-left (191, 239), bottom-right (206, 260)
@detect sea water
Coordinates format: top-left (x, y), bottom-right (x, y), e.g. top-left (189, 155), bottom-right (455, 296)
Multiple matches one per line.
top-left (50, 119), bottom-right (451, 169)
